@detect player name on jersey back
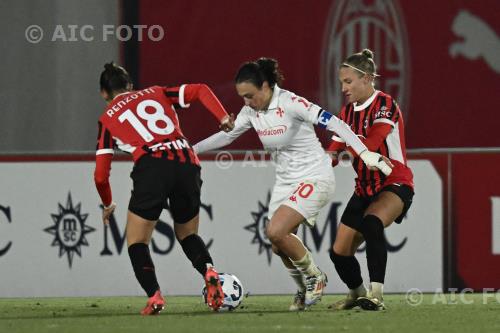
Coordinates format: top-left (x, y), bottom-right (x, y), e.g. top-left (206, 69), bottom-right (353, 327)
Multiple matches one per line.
top-left (105, 88), bottom-right (156, 117)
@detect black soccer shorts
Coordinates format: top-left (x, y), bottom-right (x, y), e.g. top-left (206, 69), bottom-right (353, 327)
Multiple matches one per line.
top-left (341, 184), bottom-right (414, 232)
top-left (128, 155), bottom-right (202, 223)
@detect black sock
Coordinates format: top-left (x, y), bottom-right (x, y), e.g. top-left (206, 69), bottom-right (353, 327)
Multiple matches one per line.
top-left (329, 250), bottom-right (363, 290)
top-left (128, 243), bottom-right (160, 297)
top-left (360, 215), bottom-right (387, 283)
top-left (180, 234), bottom-right (213, 276)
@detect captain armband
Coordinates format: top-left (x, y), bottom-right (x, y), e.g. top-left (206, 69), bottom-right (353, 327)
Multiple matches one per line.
top-left (317, 109), bottom-right (333, 129)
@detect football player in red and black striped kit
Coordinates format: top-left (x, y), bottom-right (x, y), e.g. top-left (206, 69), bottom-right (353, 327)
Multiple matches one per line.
top-left (94, 62), bottom-right (234, 314)
top-left (327, 49), bottom-right (414, 311)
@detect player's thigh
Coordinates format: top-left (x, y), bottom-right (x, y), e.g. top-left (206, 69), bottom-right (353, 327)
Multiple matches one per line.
top-left (174, 214), bottom-right (200, 241)
top-left (169, 163), bottom-right (202, 230)
top-left (282, 178), bottom-right (336, 228)
top-left (128, 156), bottom-right (172, 222)
top-left (126, 210), bottom-right (157, 246)
top-left (267, 204), bottom-right (305, 241)
top-left (333, 222), bottom-right (364, 256)
top-left (267, 178), bottom-right (335, 239)
top-left (340, 193), bottom-right (369, 233)
top-left (364, 191), bottom-right (404, 227)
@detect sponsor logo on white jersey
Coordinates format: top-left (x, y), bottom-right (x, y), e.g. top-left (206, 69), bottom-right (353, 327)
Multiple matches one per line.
top-left (256, 125), bottom-right (287, 137)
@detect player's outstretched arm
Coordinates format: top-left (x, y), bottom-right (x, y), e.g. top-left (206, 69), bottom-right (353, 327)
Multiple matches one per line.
top-left (194, 108), bottom-right (253, 154)
top-left (316, 110), bottom-right (392, 175)
top-left (183, 84), bottom-right (234, 131)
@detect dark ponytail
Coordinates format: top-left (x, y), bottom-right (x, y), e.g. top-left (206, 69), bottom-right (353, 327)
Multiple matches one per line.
top-left (235, 57), bottom-right (284, 88)
top-left (99, 62), bottom-right (132, 95)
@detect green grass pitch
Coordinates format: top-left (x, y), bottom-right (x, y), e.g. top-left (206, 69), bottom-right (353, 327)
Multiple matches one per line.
top-left (1, 294), bottom-right (499, 333)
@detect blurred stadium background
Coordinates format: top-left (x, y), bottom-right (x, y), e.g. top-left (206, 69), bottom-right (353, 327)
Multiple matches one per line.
top-left (1, 0), bottom-right (499, 302)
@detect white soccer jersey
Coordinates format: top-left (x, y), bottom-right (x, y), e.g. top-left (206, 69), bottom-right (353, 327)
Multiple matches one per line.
top-left (194, 86), bottom-right (366, 185)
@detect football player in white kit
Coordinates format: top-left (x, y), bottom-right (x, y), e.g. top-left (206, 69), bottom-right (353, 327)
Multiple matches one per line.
top-left (193, 58), bottom-right (391, 310)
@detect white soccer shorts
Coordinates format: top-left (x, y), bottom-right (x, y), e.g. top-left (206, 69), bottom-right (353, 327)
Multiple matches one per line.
top-left (268, 176), bottom-right (336, 227)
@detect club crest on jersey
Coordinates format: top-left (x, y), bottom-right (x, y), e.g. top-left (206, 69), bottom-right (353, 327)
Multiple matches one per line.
top-left (276, 107), bottom-right (284, 117)
top-left (44, 193), bottom-right (95, 268)
top-left (244, 191), bottom-right (273, 265)
top-left (322, 0), bottom-right (410, 120)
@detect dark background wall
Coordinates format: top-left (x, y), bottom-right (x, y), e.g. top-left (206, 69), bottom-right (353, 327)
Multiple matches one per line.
top-left (1, 0), bottom-right (499, 152)
top-left (0, 0), bottom-right (119, 153)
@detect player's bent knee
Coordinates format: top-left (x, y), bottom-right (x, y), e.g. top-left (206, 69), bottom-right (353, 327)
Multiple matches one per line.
top-left (265, 226), bottom-right (285, 245)
top-left (126, 232), bottom-right (151, 247)
top-left (329, 249), bottom-right (340, 262)
top-left (272, 244), bottom-right (287, 257)
top-left (332, 242), bottom-right (354, 256)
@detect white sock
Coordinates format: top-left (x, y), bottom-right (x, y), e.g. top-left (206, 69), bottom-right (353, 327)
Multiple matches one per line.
top-left (288, 268), bottom-right (306, 292)
top-left (371, 282), bottom-right (384, 299)
top-left (291, 251), bottom-right (321, 277)
top-left (350, 283), bottom-right (367, 298)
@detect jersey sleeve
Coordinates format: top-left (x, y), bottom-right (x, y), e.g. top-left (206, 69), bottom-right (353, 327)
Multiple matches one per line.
top-left (164, 84), bottom-right (229, 122)
top-left (285, 94), bottom-right (367, 154)
top-left (285, 94), bottom-right (323, 124)
top-left (95, 121), bottom-right (115, 156)
top-left (345, 123), bottom-right (393, 157)
top-left (193, 107), bottom-right (252, 154)
top-left (94, 154), bottom-right (113, 206)
top-left (327, 134), bottom-right (347, 152)
top-left (373, 96), bottom-right (400, 127)
top-left (94, 121), bottom-right (114, 206)
top-left (163, 86), bottom-right (185, 109)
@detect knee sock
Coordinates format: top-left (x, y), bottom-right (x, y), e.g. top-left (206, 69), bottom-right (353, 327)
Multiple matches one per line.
top-left (360, 215), bottom-right (387, 284)
top-left (288, 268), bottom-right (306, 291)
top-left (291, 251), bottom-right (321, 277)
top-left (180, 234), bottom-right (213, 276)
top-left (128, 243), bottom-right (160, 297)
top-left (329, 250), bottom-right (364, 291)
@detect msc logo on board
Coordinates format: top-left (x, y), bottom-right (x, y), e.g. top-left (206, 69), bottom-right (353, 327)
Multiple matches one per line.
top-left (246, 192), bottom-right (407, 266)
top-left (44, 193), bottom-right (95, 268)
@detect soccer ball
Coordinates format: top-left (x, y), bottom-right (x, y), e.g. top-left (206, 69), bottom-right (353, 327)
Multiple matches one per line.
top-left (202, 273), bottom-right (244, 311)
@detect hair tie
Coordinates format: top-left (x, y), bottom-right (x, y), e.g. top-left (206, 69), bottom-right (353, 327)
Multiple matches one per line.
top-left (342, 63), bottom-right (380, 77)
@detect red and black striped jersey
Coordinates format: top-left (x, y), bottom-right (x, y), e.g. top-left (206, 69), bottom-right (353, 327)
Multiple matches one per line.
top-left (96, 85), bottom-right (200, 165)
top-left (96, 84), bottom-right (228, 165)
top-left (334, 90), bottom-right (414, 197)
top-left (94, 84), bottom-right (229, 206)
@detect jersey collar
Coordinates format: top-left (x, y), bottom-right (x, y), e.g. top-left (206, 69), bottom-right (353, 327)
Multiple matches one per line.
top-left (266, 85), bottom-right (281, 111)
top-left (353, 90), bottom-right (379, 111)
top-left (112, 91), bottom-right (132, 101)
